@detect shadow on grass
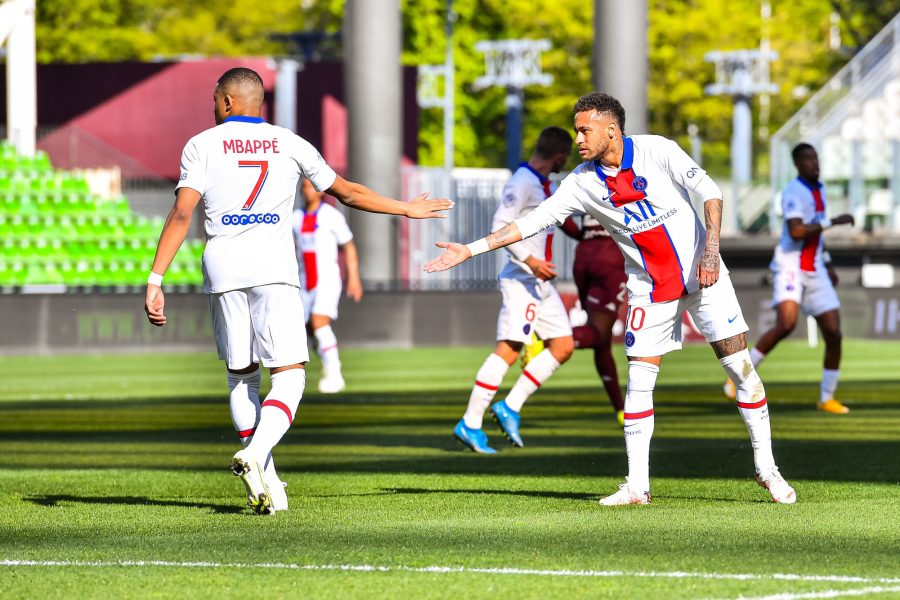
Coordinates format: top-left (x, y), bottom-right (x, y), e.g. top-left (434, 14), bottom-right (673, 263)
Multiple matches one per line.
top-left (23, 494), bottom-right (246, 515)
top-left (3, 385), bottom-right (899, 484)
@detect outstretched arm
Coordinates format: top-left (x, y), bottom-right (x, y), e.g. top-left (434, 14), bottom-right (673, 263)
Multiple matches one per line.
top-left (326, 176), bottom-right (453, 219)
top-left (424, 222), bottom-right (524, 273)
top-left (787, 214), bottom-right (854, 240)
top-left (145, 187), bottom-right (202, 326)
top-left (698, 198), bottom-right (722, 288)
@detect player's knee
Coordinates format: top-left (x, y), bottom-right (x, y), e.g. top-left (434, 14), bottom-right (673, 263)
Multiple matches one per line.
top-left (549, 337), bottom-right (575, 362)
top-left (775, 318), bottom-right (797, 337)
top-left (823, 328), bottom-right (842, 347)
top-left (229, 363), bottom-right (260, 375)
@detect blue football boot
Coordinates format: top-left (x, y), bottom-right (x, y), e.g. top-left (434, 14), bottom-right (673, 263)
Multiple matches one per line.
top-left (490, 400), bottom-right (524, 447)
top-left (453, 420), bottom-right (496, 454)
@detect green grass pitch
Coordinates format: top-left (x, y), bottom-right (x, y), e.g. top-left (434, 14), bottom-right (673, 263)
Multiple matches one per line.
top-left (1, 340), bottom-right (898, 599)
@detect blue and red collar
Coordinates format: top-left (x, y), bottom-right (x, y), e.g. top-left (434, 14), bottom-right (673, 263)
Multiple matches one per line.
top-left (595, 136), bottom-right (634, 183)
top-left (796, 176), bottom-right (823, 191)
top-left (224, 115), bottom-right (265, 124)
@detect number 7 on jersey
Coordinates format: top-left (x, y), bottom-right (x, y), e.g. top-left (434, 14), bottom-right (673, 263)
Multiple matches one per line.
top-left (239, 160), bottom-right (269, 210)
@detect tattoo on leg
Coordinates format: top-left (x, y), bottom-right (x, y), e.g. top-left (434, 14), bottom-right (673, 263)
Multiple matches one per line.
top-left (712, 333), bottom-right (747, 359)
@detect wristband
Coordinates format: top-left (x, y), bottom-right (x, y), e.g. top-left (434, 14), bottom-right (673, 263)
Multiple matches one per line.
top-left (465, 238), bottom-right (490, 257)
top-left (819, 218), bottom-right (832, 229)
top-left (147, 272), bottom-right (164, 286)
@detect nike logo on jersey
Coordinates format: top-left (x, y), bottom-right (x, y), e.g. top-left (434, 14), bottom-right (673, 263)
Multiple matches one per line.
top-left (727, 314), bottom-right (739, 323)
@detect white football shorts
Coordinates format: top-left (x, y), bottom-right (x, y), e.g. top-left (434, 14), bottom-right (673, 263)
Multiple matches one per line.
top-left (624, 273), bottom-right (749, 357)
top-left (496, 273), bottom-right (573, 344)
top-left (208, 283), bottom-right (309, 369)
top-left (300, 278), bottom-right (342, 321)
top-left (771, 268), bottom-right (840, 317)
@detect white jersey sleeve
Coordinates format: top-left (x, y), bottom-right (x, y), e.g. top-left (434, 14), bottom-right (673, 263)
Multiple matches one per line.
top-left (176, 140), bottom-right (206, 194)
top-left (781, 185), bottom-right (806, 220)
top-left (493, 178), bottom-right (536, 263)
top-left (662, 139), bottom-right (721, 201)
top-left (293, 138), bottom-right (337, 193)
top-left (331, 209), bottom-right (353, 246)
top-left (515, 171), bottom-right (586, 239)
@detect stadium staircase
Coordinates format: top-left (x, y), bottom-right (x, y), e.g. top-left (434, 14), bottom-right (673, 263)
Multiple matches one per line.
top-left (0, 142), bottom-right (202, 290)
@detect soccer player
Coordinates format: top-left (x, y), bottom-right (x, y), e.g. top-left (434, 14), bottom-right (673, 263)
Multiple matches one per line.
top-left (725, 143), bottom-right (854, 413)
top-left (560, 214), bottom-right (627, 425)
top-left (427, 92), bottom-right (796, 505)
top-left (293, 178), bottom-right (362, 394)
top-left (454, 127), bottom-right (576, 454)
top-left (144, 67), bottom-right (452, 514)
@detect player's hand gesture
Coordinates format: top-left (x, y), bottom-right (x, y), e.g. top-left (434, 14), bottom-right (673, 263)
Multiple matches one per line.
top-left (697, 249), bottom-right (720, 288)
top-left (145, 284), bottom-right (166, 326)
top-left (827, 265), bottom-right (839, 287)
top-left (424, 242), bottom-right (470, 272)
top-left (525, 256), bottom-right (558, 281)
top-left (405, 193), bottom-right (454, 219)
top-left (346, 276), bottom-right (364, 302)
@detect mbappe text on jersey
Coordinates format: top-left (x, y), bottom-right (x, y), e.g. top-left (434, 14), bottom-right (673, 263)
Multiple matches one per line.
top-left (223, 139), bottom-right (281, 154)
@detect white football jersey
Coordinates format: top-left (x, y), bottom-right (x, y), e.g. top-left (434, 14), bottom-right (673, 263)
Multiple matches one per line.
top-left (494, 163), bottom-right (554, 279)
top-left (771, 177), bottom-right (828, 273)
top-left (292, 202), bottom-right (353, 291)
top-left (515, 135), bottom-right (724, 306)
top-left (177, 116), bottom-right (337, 293)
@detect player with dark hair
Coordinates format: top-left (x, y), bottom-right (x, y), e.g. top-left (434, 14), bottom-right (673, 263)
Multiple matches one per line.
top-left (453, 126), bottom-right (575, 453)
top-left (725, 143), bottom-right (854, 413)
top-left (145, 67), bottom-right (452, 514)
top-left (428, 91), bottom-right (796, 505)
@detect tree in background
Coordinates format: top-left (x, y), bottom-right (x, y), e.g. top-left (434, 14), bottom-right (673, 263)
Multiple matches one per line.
top-left (34, 0), bottom-right (900, 174)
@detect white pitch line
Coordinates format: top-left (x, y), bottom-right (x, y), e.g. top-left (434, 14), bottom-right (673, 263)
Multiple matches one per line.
top-left (1, 559), bottom-right (899, 587)
top-left (736, 586), bottom-right (900, 600)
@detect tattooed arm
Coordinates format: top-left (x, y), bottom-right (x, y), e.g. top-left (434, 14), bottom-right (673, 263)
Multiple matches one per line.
top-left (698, 198), bottom-right (722, 288)
top-left (423, 223), bottom-right (524, 273)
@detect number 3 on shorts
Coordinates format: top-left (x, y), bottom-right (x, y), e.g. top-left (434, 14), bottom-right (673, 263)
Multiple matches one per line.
top-left (239, 160), bottom-right (269, 210)
top-left (525, 302), bottom-right (536, 322)
top-left (629, 306), bottom-right (645, 331)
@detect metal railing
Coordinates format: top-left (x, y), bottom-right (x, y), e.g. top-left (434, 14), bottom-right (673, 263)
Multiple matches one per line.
top-left (399, 166), bottom-right (578, 290)
top-left (770, 12), bottom-right (900, 232)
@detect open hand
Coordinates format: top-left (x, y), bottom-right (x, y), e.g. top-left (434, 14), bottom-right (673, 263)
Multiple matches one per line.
top-left (145, 284), bottom-right (166, 326)
top-left (406, 193), bottom-right (454, 219)
top-left (424, 242), bottom-right (471, 273)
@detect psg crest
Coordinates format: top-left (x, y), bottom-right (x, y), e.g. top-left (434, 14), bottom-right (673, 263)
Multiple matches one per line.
top-left (632, 175), bottom-right (648, 192)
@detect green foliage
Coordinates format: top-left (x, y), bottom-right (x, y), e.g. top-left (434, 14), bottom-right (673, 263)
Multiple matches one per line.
top-left (34, 1), bottom-right (900, 171)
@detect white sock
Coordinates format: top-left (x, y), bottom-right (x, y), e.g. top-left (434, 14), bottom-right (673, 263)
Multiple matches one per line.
top-left (246, 369), bottom-right (306, 461)
top-left (504, 349), bottom-right (561, 413)
top-left (749, 347), bottom-right (766, 368)
top-left (463, 353), bottom-right (509, 429)
top-left (623, 361), bottom-right (658, 493)
top-left (228, 369), bottom-right (279, 487)
top-left (314, 325), bottom-right (341, 376)
top-left (720, 350), bottom-right (776, 475)
top-left (227, 368), bottom-right (261, 442)
top-left (821, 368), bottom-right (840, 403)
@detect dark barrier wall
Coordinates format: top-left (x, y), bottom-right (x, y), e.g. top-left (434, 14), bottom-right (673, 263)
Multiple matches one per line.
top-left (2, 286), bottom-right (899, 355)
